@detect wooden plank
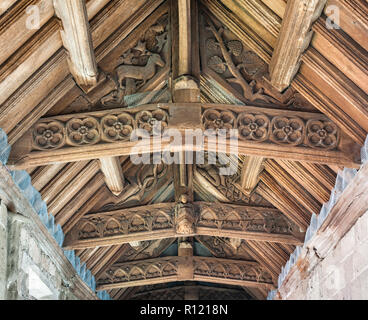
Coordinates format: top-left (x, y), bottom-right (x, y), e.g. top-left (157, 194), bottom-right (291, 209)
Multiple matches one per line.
top-left (295, 48), bottom-right (368, 144)
top-left (264, 159), bottom-right (321, 215)
top-left (269, 0), bottom-right (326, 91)
top-left (276, 160), bottom-right (333, 203)
top-left (178, 0), bottom-right (191, 75)
top-left (312, 17), bottom-right (368, 95)
top-left (258, 172), bottom-right (311, 231)
top-left (202, 0), bottom-right (272, 63)
top-left (221, 0), bottom-right (278, 47)
top-left (325, 0), bottom-right (368, 52)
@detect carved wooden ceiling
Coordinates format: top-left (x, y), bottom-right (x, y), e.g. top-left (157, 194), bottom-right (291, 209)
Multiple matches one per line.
top-left (1, 0), bottom-right (367, 300)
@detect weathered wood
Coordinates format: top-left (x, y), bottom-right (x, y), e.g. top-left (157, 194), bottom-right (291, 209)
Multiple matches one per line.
top-left (221, 0), bottom-right (278, 47)
top-left (312, 17), bottom-right (368, 95)
top-left (178, 0), bottom-right (191, 75)
top-left (97, 256), bottom-right (275, 291)
top-left (240, 156), bottom-right (264, 195)
top-left (99, 157), bottom-right (125, 196)
top-left (260, 0), bottom-right (286, 18)
top-left (8, 103), bottom-right (360, 169)
top-left (53, 0), bottom-right (98, 89)
top-left (269, 0), bottom-right (326, 92)
top-left (294, 48), bottom-right (368, 145)
top-left (264, 159), bottom-right (321, 215)
top-left (63, 202), bottom-right (302, 250)
top-left (276, 160), bottom-right (333, 204)
top-left (202, 0), bottom-right (272, 63)
top-left (258, 172), bottom-right (311, 231)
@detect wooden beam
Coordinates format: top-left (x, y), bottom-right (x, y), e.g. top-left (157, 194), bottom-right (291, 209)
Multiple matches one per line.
top-left (63, 202), bottom-right (303, 250)
top-left (96, 256), bottom-right (275, 290)
top-left (99, 157), bottom-right (124, 196)
top-left (240, 156), bottom-right (264, 196)
top-left (53, 0), bottom-right (98, 89)
top-left (8, 103), bottom-right (360, 169)
top-left (178, 0), bottom-right (191, 75)
top-left (269, 0), bottom-right (326, 91)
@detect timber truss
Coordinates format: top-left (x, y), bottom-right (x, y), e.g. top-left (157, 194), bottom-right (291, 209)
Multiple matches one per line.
top-left (3, 0), bottom-right (367, 300)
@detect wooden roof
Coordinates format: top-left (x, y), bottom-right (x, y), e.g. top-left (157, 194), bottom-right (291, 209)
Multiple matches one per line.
top-left (1, 0), bottom-right (367, 300)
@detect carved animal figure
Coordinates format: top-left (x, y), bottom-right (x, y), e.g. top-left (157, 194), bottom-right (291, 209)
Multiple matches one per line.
top-left (116, 53), bottom-right (165, 88)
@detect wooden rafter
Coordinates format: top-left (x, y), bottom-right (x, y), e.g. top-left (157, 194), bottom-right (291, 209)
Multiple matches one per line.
top-left (269, 0), bottom-right (326, 92)
top-left (53, 0), bottom-right (98, 89)
top-left (99, 157), bottom-right (125, 196)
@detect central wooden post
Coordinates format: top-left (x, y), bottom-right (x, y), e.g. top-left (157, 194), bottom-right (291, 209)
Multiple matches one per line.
top-left (171, 0), bottom-right (200, 204)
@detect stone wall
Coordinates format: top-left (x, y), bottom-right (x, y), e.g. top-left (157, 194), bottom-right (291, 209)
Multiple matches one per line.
top-left (2, 203), bottom-right (98, 300)
top-left (278, 210), bottom-right (368, 300)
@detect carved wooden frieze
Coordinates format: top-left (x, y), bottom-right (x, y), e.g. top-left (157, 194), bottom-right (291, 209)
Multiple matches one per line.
top-left (32, 106), bottom-right (169, 151)
top-left (97, 256), bottom-right (275, 290)
top-left (194, 158), bottom-right (271, 206)
top-left (97, 256), bottom-right (180, 289)
top-left (196, 202), bottom-right (296, 235)
top-left (64, 202), bottom-right (302, 250)
top-left (202, 105), bottom-right (340, 150)
top-left (193, 257), bottom-right (273, 286)
top-left (30, 103), bottom-right (340, 153)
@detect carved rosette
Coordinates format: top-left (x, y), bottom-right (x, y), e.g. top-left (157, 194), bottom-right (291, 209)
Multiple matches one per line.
top-left (202, 109), bottom-right (235, 135)
top-left (237, 113), bottom-right (269, 141)
top-left (101, 113), bottom-right (135, 142)
top-left (306, 120), bottom-right (339, 149)
top-left (33, 121), bottom-right (65, 150)
top-left (66, 117), bottom-right (100, 146)
top-left (135, 109), bottom-right (168, 135)
top-left (270, 116), bottom-right (305, 146)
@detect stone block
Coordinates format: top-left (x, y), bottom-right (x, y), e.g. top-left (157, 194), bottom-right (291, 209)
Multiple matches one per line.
top-left (336, 226), bottom-right (356, 263)
top-left (356, 211), bottom-right (368, 244)
top-left (353, 241), bottom-right (368, 280)
top-left (350, 278), bottom-right (362, 299)
top-left (306, 273), bottom-right (322, 300)
top-left (341, 285), bottom-right (352, 300)
top-left (28, 237), bottom-right (41, 265)
top-left (357, 268), bottom-right (368, 299)
top-left (339, 257), bottom-right (354, 286)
